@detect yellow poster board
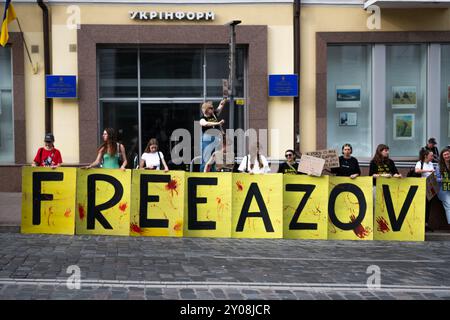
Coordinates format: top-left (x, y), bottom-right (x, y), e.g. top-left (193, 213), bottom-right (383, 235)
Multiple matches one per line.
top-left (131, 170), bottom-right (185, 237)
top-left (374, 177), bottom-right (425, 241)
top-left (232, 174), bottom-right (283, 238)
top-left (328, 177), bottom-right (373, 240)
top-left (184, 172), bottom-right (232, 238)
top-left (76, 169), bottom-right (131, 236)
top-left (21, 167), bottom-right (76, 235)
top-left (283, 175), bottom-right (328, 240)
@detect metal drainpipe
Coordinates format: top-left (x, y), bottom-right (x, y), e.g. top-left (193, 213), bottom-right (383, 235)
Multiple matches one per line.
top-left (293, 0), bottom-right (301, 154)
top-left (37, 0), bottom-right (52, 133)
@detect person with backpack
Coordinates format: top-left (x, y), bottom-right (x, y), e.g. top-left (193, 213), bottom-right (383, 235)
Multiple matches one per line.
top-left (414, 149), bottom-right (435, 178)
top-left (84, 128), bottom-right (127, 170)
top-left (238, 142), bottom-right (270, 174)
top-left (140, 138), bottom-right (169, 172)
top-left (32, 133), bottom-right (63, 168)
top-left (414, 149), bottom-right (436, 231)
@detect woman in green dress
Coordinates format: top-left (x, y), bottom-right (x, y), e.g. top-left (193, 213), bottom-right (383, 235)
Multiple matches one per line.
top-left (85, 128), bottom-right (127, 170)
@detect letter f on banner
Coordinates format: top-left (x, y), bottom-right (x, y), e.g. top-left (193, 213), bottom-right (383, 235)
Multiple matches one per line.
top-left (33, 172), bottom-right (64, 225)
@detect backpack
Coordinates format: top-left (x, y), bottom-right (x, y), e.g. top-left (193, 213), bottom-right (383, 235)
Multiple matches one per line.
top-left (407, 161), bottom-right (423, 177)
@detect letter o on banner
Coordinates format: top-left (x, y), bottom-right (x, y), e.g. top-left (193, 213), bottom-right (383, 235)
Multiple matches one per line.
top-left (329, 183), bottom-right (367, 230)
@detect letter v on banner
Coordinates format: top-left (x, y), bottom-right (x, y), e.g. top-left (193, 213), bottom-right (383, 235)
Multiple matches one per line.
top-left (374, 177), bottom-right (425, 241)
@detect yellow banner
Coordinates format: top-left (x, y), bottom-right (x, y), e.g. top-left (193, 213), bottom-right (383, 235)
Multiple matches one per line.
top-left (232, 174), bottom-right (283, 238)
top-left (328, 177), bottom-right (373, 240)
top-left (374, 177), bottom-right (425, 241)
top-left (283, 175), bottom-right (328, 240)
top-left (131, 170), bottom-right (185, 237)
top-left (184, 172), bottom-right (232, 238)
top-left (21, 167), bottom-right (76, 235)
top-left (76, 169), bottom-right (131, 236)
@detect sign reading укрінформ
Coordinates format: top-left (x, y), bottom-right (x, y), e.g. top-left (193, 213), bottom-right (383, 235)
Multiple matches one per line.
top-left (129, 11), bottom-right (215, 21)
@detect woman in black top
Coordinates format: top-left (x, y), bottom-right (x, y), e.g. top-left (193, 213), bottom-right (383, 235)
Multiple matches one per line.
top-left (278, 149), bottom-right (300, 174)
top-left (331, 143), bottom-right (361, 179)
top-left (369, 144), bottom-right (401, 185)
top-left (199, 99), bottom-right (227, 172)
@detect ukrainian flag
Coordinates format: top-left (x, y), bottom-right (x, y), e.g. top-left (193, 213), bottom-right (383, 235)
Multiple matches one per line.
top-left (0, 0), bottom-right (17, 47)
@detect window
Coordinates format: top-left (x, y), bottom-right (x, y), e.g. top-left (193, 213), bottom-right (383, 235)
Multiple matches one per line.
top-left (441, 44), bottom-right (450, 148)
top-left (385, 44), bottom-right (427, 157)
top-left (327, 45), bottom-right (372, 157)
top-left (326, 43), bottom-right (437, 159)
top-left (0, 47), bottom-right (14, 164)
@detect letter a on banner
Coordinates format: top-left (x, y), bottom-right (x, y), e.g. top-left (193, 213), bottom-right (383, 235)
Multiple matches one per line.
top-left (21, 167), bottom-right (76, 235)
top-left (328, 177), bottom-right (373, 240)
top-left (76, 169), bottom-right (131, 236)
top-left (130, 170), bottom-right (185, 237)
top-left (374, 177), bottom-right (425, 241)
top-left (232, 173), bottom-right (283, 238)
top-left (283, 175), bottom-right (328, 240)
top-left (184, 172), bottom-right (232, 238)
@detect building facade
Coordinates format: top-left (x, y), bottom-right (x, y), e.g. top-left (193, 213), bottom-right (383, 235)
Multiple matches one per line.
top-left (1, 0), bottom-right (450, 191)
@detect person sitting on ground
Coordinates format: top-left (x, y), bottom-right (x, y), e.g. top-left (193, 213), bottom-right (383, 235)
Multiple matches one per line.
top-left (330, 143), bottom-right (361, 179)
top-left (140, 138), bottom-right (169, 172)
top-left (32, 133), bottom-right (63, 168)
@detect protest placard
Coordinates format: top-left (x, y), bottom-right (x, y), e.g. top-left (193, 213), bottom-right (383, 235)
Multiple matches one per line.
top-left (306, 149), bottom-right (340, 169)
top-left (298, 155), bottom-right (325, 176)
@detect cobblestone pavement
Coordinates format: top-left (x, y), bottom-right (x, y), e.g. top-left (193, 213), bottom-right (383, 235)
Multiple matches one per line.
top-left (0, 232), bottom-right (450, 300)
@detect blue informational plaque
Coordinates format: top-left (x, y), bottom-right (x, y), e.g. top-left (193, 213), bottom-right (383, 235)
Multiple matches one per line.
top-left (45, 75), bottom-right (77, 98)
top-left (268, 74), bottom-right (298, 97)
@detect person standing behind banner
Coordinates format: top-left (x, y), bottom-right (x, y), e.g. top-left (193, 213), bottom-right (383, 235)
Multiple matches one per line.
top-left (369, 144), bottom-right (401, 185)
top-left (423, 137), bottom-right (439, 163)
top-left (199, 99), bottom-right (227, 172)
top-left (84, 128), bottom-right (127, 171)
top-left (140, 138), bottom-right (169, 172)
top-left (32, 133), bottom-right (62, 168)
top-left (238, 143), bottom-right (270, 174)
top-left (278, 149), bottom-right (301, 175)
top-left (415, 149), bottom-right (435, 178)
top-left (435, 147), bottom-right (450, 224)
top-left (204, 137), bottom-right (235, 172)
top-left (415, 148), bottom-right (436, 232)
top-left (330, 143), bottom-right (361, 179)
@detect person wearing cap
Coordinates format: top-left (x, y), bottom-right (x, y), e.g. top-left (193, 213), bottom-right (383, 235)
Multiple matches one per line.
top-left (423, 138), bottom-right (439, 163)
top-left (32, 133), bottom-right (63, 168)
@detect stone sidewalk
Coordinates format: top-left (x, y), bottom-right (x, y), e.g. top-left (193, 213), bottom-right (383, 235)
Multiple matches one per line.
top-left (1, 233), bottom-right (450, 300)
top-left (0, 193), bottom-right (21, 227)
